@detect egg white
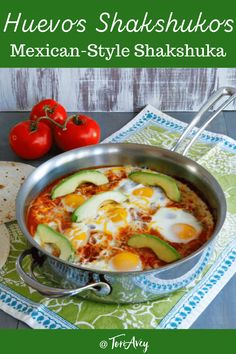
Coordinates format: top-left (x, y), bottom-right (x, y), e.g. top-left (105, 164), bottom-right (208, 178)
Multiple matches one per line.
top-left (81, 259), bottom-right (110, 271)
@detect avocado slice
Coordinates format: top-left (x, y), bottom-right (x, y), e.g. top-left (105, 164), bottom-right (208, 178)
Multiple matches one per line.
top-left (72, 191), bottom-right (127, 222)
top-left (36, 224), bottom-right (74, 261)
top-left (51, 170), bottom-right (109, 199)
top-left (127, 233), bottom-right (181, 263)
top-left (128, 171), bottom-right (181, 202)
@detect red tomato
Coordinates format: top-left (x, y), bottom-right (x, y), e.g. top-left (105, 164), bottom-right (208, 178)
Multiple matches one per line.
top-left (30, 99), bottom-right (67, 127)
top-left (54, 115), bottom-right (100, 151)
top-left (9, 120), bottom-right (53, 160)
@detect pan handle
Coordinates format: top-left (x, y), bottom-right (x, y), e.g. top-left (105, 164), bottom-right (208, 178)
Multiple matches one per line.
top-left (16, 249), bottom-right (111, 298)
top-left (172, 86), bottom-right (236, 156)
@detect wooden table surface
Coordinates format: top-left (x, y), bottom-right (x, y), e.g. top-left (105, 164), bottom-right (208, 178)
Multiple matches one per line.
top-left (0, 110), bottom-right (236, 329)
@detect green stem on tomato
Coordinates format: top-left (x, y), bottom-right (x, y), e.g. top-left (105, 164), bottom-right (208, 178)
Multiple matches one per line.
top-left (36, 115), bottom-right (64, 128)
top-left (30, 120), bottom-right (38, 132)
top-left (34, 114), bottom-right (77, 131)
top-left (43, 104), bottom-right (57, 115)
top-left (62, 114), bottom-right (77, 130)
top-left (73, 114), bottom-right (84, 126)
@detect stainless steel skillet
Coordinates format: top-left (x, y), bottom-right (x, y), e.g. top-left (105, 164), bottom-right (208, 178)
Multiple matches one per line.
top-left (16, 87), bottom-right (236, 303)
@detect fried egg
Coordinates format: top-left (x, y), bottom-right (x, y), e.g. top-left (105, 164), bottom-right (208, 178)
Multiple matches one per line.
top-left (116, 179), bottom-right (169, 210)
top-left (150, 207), bottom-right (202, 243)
top-left (64, 223), bottom-right (90, 249)
top-left (86, 202), bottom-right (132, 237)
top-left (108, 251), bottom-right (142, 271)
top-left (61, 193), bottom-right (85, 212)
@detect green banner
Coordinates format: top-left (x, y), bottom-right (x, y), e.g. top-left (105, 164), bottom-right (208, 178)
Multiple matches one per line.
top-left (0, 330), bottom-right (235, 353)
top-left (0, 0), bottom-right (236, 67)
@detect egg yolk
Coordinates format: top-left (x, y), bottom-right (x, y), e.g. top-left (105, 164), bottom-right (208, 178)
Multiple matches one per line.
top-left (110, 251), bottom-right (142, 271)
top-left (172, 223), bottom-right (198, 240)
top-left (132, 187), bottom-right (154, 198)
top-left (71, 232), bottom-right (87, 249)
top-left (64, 194), bottom-right (85, 209)
top-left (64, 227), bottom-right (86, 239)
top-left (110, 207), bottom-right (128, 222)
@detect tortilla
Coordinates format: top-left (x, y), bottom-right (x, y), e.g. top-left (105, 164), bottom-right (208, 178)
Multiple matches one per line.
top-left (0, 224), bottom-right (10, 269)
top-left (0, 161), bottom-right (35, 224)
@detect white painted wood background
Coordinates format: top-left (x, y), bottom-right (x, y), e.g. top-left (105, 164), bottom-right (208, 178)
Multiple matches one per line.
top-left (0, 68), bottom-right (235, 112)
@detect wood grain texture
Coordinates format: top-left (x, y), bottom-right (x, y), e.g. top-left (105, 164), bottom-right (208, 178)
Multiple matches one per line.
top-left (0, 68), bottom-right (236, 112)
